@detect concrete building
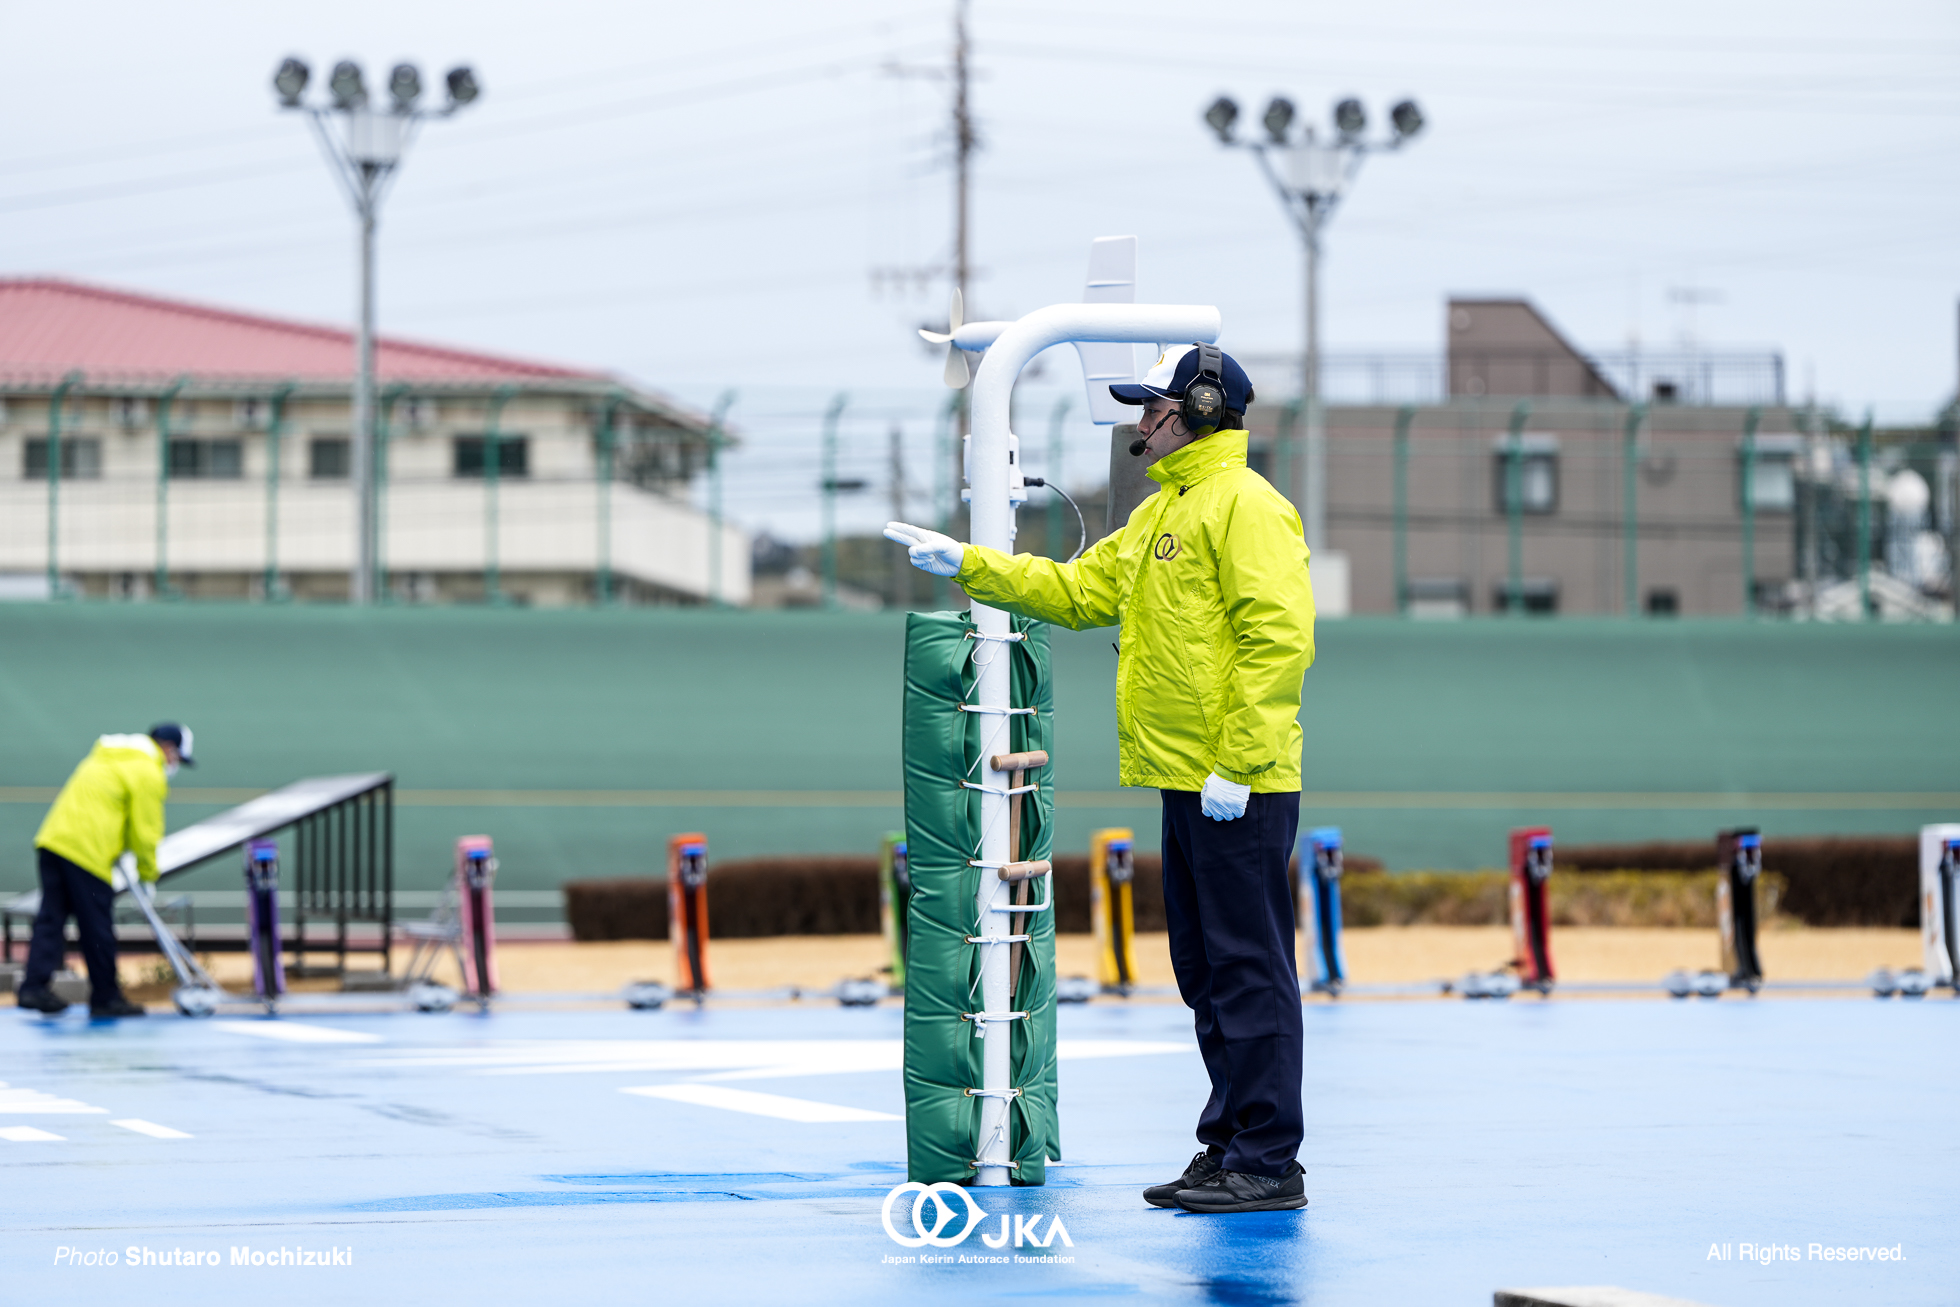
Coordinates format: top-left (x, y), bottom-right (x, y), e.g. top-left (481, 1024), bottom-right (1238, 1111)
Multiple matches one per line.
top-left (0, 278), bottom-right (747, 605)
top-left (1244, 297), bottom-right (1810, 616)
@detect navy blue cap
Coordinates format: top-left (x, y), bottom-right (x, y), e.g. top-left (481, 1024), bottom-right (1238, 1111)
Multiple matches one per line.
top-left (149, 723), bottom-right (196, 768)
top-left (1110, 344), bottom-right (1255, 414)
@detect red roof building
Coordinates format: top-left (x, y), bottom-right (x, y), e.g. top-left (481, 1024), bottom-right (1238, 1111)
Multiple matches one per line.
top-left (0, 278), bottom-right (745, 606)
top-left (0, 276), bottom-right (601, 386)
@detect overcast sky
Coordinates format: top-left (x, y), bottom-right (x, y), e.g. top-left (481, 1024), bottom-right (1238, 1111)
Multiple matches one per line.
top-left (4, 0), bottom-right (1955, 541)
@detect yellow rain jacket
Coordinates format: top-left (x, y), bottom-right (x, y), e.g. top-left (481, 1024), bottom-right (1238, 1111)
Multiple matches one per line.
top-left (35, 734), bottom-right (170, 885)
top-left (955, 428), bottom-right (1315, 792)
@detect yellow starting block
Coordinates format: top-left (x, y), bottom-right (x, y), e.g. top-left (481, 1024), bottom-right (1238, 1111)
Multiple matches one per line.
top-left (1089, 827), bottom-right (1137, 995)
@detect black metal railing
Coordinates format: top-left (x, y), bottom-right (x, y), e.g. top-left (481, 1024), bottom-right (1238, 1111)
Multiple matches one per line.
top-left (290, 777), bottom-right (393, 977)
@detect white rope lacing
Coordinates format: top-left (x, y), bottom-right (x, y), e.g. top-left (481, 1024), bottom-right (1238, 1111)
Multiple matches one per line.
top-left (965, 934), bottom-right (1030, 946)
top-left (960, 781), bottom-right (1039, 796)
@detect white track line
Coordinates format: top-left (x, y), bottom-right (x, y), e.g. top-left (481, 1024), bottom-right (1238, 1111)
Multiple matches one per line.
top-left (0, 1126), bottom-right (66, 1142)
top-left (111, 1119), bottom-right (192, 1139)
top-left (0, 1085), bottom-right (107, 1114)
top-left (213, 1021), bottom-right (381, 1044)
top-left (622, 1083), bottom-right (900, 1123)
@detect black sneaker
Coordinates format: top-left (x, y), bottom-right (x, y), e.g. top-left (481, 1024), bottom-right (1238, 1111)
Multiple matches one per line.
top-left (16, 986), bottom-right (69, 1014)
top-left (89, 997), bottom-right (147, 1018)
top-left (1174, 1161), bottom-right (1308, 1213)
top-left (1143, 1146), bottom-right (1224, 1208)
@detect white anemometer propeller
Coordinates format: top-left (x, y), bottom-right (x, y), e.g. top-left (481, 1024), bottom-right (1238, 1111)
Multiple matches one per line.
top-left (917, 288), bottom-right (1014, 390)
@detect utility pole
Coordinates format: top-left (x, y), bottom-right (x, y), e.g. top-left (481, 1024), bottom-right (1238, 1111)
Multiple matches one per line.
top-left (274, 56), bottom-right (479, 604)
top-left (950, 0), bottom-right (976, 530)
top-left (887, 3), bottom-right (978, 514)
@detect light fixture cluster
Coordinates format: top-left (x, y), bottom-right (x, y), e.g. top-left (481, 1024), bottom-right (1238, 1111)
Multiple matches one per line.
top-left (273, 56), bottom-right (480, 115)
top-left (1205, 94), bottom-right (1424, 148)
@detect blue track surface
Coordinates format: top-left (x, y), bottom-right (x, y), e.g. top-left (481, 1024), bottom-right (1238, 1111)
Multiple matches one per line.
top-left (2, 997), bottom-right (1951, 1305)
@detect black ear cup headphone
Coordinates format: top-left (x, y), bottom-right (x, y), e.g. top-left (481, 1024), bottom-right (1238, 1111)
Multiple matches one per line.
top-left (1129, 343), bottom-right (1231, 456)
top-left (1179, 343), bottom-right (1227, 432)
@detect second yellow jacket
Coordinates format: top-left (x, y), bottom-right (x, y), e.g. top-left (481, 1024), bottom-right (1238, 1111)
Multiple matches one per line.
top-left (35, 735), bottom-right (170, 885)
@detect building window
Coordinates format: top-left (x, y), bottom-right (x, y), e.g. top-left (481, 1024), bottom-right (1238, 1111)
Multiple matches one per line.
top-left (115, 397), bottom-right (149, 429)
top-left (1405, 577), bottom-right (1469, 620)
top-left (400, 397), bottom-right (437, 430)
top-left (1492, 577), bottom-right (1559, 614)
top-left (1739, 435), bottom-right (1799, 512)
top-left (23, 438), bottom-right (103, 480)
top-left (453, 435), bottom-right (529, 479)
top-left (310, 437), bottom-right (350, 480)
top-left (1492, 436), bottom-right (1559, 514)
top-left (1646, 588), bottom-right (1680, 616)
top-left (168, 438), bottom-right (243, 479)
top-left (235, 397), bottom-right (268, 430)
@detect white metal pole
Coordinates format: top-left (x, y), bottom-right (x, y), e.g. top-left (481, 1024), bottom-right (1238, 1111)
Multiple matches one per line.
top-left (1302, 217), bottom-right (1326, 554)
top-left (966, 301), bottom-right (1220, 1186)
top-left (353, 186), bottom-right (377, 605)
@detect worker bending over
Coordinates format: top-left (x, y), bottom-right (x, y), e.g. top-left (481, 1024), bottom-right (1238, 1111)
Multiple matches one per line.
top-left (17, 724), bottom-right (195, 1018)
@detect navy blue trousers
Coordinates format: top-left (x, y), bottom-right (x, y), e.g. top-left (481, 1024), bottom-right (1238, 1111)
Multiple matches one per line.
top-left (24, 847), bottom-right (126, 1006)
top-left (1161, 789), bottom-right (1303, 1178)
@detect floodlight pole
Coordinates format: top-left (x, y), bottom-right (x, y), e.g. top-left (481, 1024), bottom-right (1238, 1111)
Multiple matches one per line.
top-left (965, 301), bottom-right (1221, 1186)
top-left (279, 64), bottom-right (477, 604)
top-left (1210, 108), bottom-right (1423, 556)
top-left (300, 110), bottom-right (410, 607)
top-left (1242, 140), bottom-right (1359, 556)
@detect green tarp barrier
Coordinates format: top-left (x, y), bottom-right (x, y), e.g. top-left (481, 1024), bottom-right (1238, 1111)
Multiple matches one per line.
top-left (901, 611), bottom-right (1058, 1186)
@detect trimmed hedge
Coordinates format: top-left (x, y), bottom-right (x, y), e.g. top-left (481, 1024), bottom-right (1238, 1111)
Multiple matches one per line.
top-left (1559, 837), bottom-right (1917, 927)
top-left (562, 863), bottom-right (1782, 938)
top-left (558, 847), bottom-right (1369, 941)
top-left (1338, 870), bottom-right (1783, 928)
top-left (565, 856), bottom-right (883, 941)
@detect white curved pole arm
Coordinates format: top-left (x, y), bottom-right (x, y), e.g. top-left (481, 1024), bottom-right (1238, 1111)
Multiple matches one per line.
top-left (969, 303), bottom-right (1219, 554)
top-left (962, 300), bottom-right (1218, 1187)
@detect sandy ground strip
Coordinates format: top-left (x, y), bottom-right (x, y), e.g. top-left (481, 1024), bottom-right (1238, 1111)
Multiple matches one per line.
top-left (108, 925), bottom-right (1927, 1001)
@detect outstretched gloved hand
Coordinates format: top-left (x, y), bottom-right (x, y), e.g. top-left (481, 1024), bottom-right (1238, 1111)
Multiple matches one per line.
top-left (883, 521), bottom-right (966, 578)
top-left (1200, 773), bottom-right (1251, 821)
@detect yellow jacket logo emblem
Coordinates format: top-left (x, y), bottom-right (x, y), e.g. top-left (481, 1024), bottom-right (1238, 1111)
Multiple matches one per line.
top-left (1153, 532), bottom-right (1181, 561)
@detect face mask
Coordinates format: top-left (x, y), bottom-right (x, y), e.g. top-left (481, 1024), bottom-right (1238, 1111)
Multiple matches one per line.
top-left (164, 760), bottom-right (180, 778)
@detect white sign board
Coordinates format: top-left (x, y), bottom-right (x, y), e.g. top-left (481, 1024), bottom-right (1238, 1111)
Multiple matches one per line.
top-left (1074, 235), bottom-right (1139, 425)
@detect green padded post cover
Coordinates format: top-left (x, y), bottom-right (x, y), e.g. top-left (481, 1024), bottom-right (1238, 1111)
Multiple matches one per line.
top-left (902, 611), bottom-right (1058, 1185)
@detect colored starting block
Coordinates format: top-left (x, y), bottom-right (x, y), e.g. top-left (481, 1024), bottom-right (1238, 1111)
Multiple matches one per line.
top-left (1509, 827), bottom-right (1555, 993)
top-left (243, 839), bottom-right (285, 1010)
top-left (880, 832), bottom-right (910, 993)
top-left (1716, 827), bottom-right (1765, 993)
top-left (669, 833), bottom-right (710, 1000)
top-left (1089, 828), bottom-right (1136, 995)
top-left (1922, 824), bottom-right (1960, 992)
top-left (455, 836), bottom-right (498, 1002)
top-left (1299, 826), bottom-right (1346, 996)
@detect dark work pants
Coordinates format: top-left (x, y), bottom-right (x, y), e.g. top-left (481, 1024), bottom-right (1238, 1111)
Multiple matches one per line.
top-left (1161, 789), bottom-right (1303, 1178)
top-left (24, 848), bottom-right (125, 1006)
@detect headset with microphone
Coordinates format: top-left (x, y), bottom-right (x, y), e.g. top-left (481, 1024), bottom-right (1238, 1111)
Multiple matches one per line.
top-left (1129, 343), bottom-right (1230, 456)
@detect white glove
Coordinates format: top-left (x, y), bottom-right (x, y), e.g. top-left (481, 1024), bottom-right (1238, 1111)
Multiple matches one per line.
top-left (883, 521), bottom-right (965, 578)
top-left (1200, 773), bottom-right (1251, 821)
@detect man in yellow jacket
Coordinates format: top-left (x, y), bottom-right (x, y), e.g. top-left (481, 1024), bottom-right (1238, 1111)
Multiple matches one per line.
top-left (885, 344), bottom-right (1314, 1213)
top-left (17, 724), bottom-right (193, 1017)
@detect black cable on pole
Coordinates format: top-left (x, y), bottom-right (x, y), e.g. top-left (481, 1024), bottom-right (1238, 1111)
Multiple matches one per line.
top-left (1023, 477), bottom-right (1085, 562)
